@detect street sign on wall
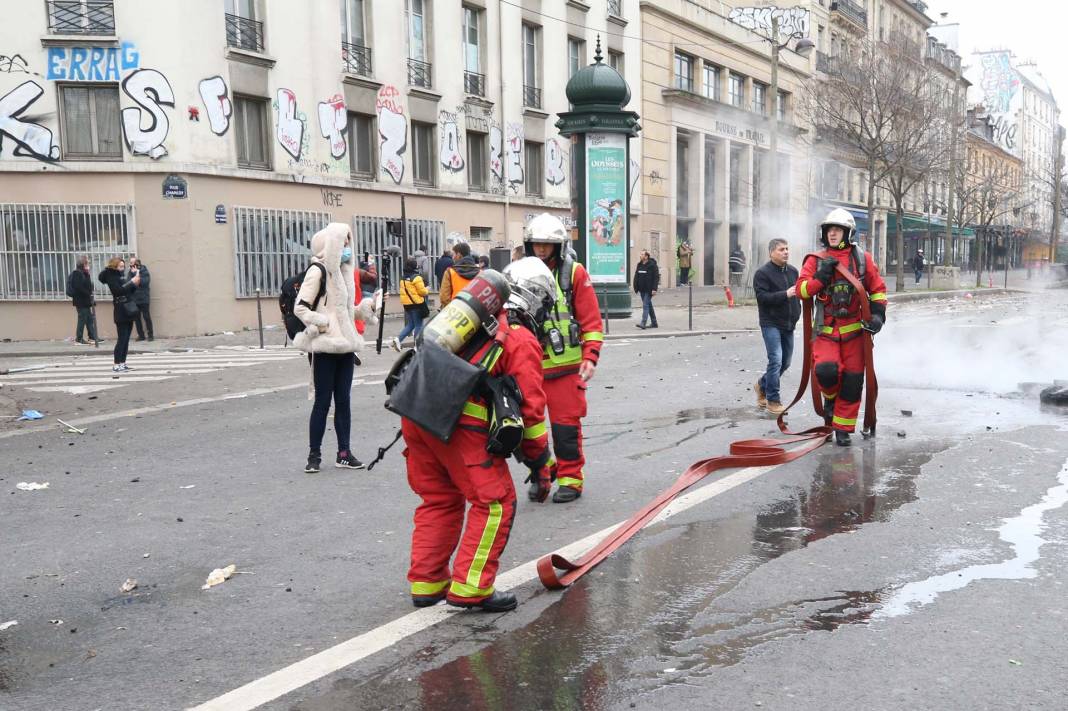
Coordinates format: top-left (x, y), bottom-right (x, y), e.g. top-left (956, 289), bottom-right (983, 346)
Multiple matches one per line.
top-left (584, 132), bottom-right (628, 283)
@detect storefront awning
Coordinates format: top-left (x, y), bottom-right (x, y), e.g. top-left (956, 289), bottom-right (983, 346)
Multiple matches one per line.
top-left (888, 212), bottom-right (976, 239)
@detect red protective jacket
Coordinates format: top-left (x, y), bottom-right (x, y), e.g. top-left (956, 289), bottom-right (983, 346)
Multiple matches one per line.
top-left (796, 246), bottom-right (887, 337)
top-left (457, 317), bottom-right (550, 464)
top-left (543, 258), bottom-right (604, 376)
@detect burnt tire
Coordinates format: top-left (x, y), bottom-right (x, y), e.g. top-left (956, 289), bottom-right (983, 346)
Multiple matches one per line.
top-left (1039, 385), bottom-right (1068, 406)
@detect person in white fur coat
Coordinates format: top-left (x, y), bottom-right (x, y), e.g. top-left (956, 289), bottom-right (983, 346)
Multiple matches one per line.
top-left (293, 223), bottom-right (374, 473)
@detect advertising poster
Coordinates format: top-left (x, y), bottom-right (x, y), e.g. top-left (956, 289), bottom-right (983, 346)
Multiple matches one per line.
top-left (585, 133), bottom-right (628, 283)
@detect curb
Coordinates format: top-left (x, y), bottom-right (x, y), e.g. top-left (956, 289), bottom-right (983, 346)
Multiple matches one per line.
top-left (604, 328), bottom-right (757, 341)
top-left (886, 287), bottom-right (1021, 303)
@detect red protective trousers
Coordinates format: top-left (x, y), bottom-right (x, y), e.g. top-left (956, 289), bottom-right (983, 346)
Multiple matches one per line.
top-left (812, 334), bottom-right (865, 433)
top-left (543, 372), bottom-right (588, 491)
top-left (403, 420), bottom-right (517, 604)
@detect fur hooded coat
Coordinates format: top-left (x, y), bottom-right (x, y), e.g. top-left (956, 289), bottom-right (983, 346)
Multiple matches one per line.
top-left (293, 223), bottom-right (372, 354)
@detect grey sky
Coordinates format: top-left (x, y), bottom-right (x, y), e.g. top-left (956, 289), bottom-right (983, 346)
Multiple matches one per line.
top-left (925, 0), bottom-right (1066, 119)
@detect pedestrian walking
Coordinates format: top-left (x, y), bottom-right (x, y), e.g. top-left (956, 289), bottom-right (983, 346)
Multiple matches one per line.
top-left (797, 209), bottom-right (887, 446)
top-left (68, 255), bottom-right (99, 345)
top-left (293, 223), bottom-right (365, 473)
top-left (677, 240), bottom-right (694, 285)
top-left (438, 242), bottom-right (480, 307)
top-left (912, 249), bottom-right (925, 284)
top-left (413, 244), bottom-right (431, 285)
top-left (98, 256), bottom-right (141, 372)
top-left (729, 246), bottom-right (747, 286)
top-left (633, 250), bottom-right (659, 329)
top-left (400, 259), bottom-right (554, 612)
top-left (434, 244), bottom-right (454, 286)
top-left (393, 257), bottom-right (429, 350)
top-left (127, 256), bottom-right (154, 341)
top-left (524, 213), bottom-right (604, 503)
top-left (753, 239), bottom-right (801, 415)
top-left (357, 254), bottom-right (378, 300)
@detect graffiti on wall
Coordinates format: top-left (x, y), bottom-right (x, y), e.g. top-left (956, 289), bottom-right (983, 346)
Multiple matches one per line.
top-left (545, 137), bottom-right (566, 186)
top-left (274, 88), bottom-right (306, 161)
top-left (489, 122), bottom-right (504, 193)
top-left (0, 81), bottom-right (59, 161)
top-left (376, 85), bottom-right (406, 184)
top-left (0, 54), bottom-right (36, 75)
top-left (727, 6), bottom-right (809, 40)
top-left (198, 76), bottom-right (232, 136)
top-left (505, 122), bottom-right (524, 194)
top-left (120, 69), bottom-right (174, 159)
top-left (438, 110), bottom-right (464, 172)
top-left (46, 42), bottom-right (140, 81)
top-left (318, 94), bottom-right (347, 160)
top-left (978, 52), bottom-right (1021, 153)
top-left (629, 158), bottom-right (640, 201)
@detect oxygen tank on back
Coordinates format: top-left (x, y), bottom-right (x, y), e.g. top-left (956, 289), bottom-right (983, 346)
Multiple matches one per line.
top-left (420, 270), bottom-right (510, 353)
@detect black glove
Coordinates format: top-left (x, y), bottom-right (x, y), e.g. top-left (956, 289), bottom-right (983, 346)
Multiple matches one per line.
top-left (815, 258), bottom-right (838, 283)
top-left (863, 314), bottom-right (883, 334)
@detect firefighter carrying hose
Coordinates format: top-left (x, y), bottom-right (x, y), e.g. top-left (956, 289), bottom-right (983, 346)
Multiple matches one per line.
top-left (398, 259), bottom-right (555, 612)
top-left (796, 208), bottom-right (887, 446)
top-left (524, 213), bottom-right (604, 503)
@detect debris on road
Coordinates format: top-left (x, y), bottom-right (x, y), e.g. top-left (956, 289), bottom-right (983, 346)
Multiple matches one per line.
top-left (57, 418), bottom-right (86, 434)
top-left (49, 619), bottom-right (63, 625)
top-left (16, 482), bottom-right (50, 491)
top-left (0, 620), bottom-right (17, 631)
top-left (900, 410), bottom-right (913, 417)
top-left (16, 409), bottom-right (44, 421)
top-left (120, 578), bottom-right (138, 593)
top-left (179, 485), bottom-right (196, 489)
top-left (1039, 385), bottom-right (1068, 406)
top-left (202, 564), bottom-right (237, 589)
top-left (1008, 659), bottom-right (1023, 666)
top-left (897, 432), bottom-right (907, 438)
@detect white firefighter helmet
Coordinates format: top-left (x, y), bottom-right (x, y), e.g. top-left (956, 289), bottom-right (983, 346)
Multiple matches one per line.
top-left (820, 208), bottom-right (856, 247)
top-left (524, 213), bottom-right (569, 245)
top-left (502, 257), bottom-right (557, 321)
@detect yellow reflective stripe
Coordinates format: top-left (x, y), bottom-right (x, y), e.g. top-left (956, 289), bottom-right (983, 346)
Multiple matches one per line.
top-left (465, 501), bottom-right (503, 591)
top-left (462, 401), bottom-right (489, 421)
top-left (820, 325), bottom-right (834, 334)
top-left (822, 391), bottom-right (837, 399)
top-left (800, 280), bottom-right (810, 299)
top-left (523, 420), bottom-right (547, 440)
top-left (555, 477), bottom-right (584, 488)
top-left (838, 322), bottom-right (863, 334)
top-left (869, 292), bottom-right (887, 301)
top-left (832, 415), bottom-right (857, 426)
top-left (410, 580), bottom-right (449, 596)
top-left (581, 331), bottom-right (604, 342)
top-left (449, 579), bottom-right (494, 598)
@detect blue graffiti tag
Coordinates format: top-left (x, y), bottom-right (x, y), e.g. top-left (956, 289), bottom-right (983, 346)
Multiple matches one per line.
top-left (46, 41), bottom-right (139, 81)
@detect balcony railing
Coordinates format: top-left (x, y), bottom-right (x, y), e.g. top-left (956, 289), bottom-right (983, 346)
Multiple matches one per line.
top-left (46, 0), bottom-right (115, 35)
top-left (816, 50), bottom-right (833, 73)
top-left (464, 70), bottom-right (485, 97)
top-left (523, 84), bottom-right (542, 109)
top-left (830, 0), bottom-right (867, 29)
top-left (607, 0), bottom-right (623, 16)
top-left (408, 58), bottom-right (432, 89)
top-left (225, 13), bottom-right (264, 53)
top-left (342, 41), bottom-right (372, 76)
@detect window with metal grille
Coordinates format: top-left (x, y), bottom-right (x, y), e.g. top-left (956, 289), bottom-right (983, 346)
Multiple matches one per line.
top-left (231, 207), bottom-right (331, 298)
top-left (467, 131), bottom-right (487, 191)
top-left (412, 121), bottom-right (435, 186)
top-left (0, 203), bottom-right (134, 301)
top-left (235, 95), bottom-right (271, 169)
top-left (47, 1), bottom-right (116, 35)
top-left (348, 112), bottom-right (376, 179)
top-left (59, 84), bottom-right (122, 160)
top-left (352, 216), bottom-right (444, 294)
top-left (525, 141), bottom-right (543, 197)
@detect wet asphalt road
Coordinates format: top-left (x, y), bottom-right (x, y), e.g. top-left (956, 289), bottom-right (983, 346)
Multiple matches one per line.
top-left (2, 290), bottom-right (1068, 710)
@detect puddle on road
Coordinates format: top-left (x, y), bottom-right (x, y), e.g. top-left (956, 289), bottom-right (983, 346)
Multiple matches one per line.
top-left (323, 444), bottom-right (935, 711)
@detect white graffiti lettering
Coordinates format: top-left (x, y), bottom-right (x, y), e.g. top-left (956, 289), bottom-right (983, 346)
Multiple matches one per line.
top-left (546, 137), bottom-right (566, 186)
top-left (120, 68), bottom-right (174, 159)
top-left (728, 6), bottom-right (809, 39)
top-left (376, 85), bottom-right (406, 184)
top-left (275, 88), bottom-right (305, 161)
top-left (505, 122), bottom-right (524, 194)
top-left (629, 158), bottom-right (641, 201)
top-left (198, 76), bottom-right (232, 136)
top-left (317, 93), bottom-right (347, 160)
top-left (489, 124), bottom-right (503, 184)
top-left (0, 81), bottom-right (59, 161)
top-left (439, 110), bottom-right (464, 172)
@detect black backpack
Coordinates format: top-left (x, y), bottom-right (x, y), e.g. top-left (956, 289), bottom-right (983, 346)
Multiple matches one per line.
top-left (65, 271), bottom-right (77, 298)
top-left (279, 262), bottom-right (327, 340)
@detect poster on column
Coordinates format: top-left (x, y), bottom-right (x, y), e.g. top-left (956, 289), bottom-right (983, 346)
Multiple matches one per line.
top-left (585, 133), bottom-right (627, 283)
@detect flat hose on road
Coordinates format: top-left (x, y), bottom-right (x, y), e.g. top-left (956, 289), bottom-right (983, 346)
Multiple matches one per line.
top-left (537, 263), bottom-right (877, 590)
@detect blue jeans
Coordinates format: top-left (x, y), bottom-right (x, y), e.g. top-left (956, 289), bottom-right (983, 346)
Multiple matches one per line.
top-left (397, 307), bottom-right (424, 342)
top-left (639, 291), bottom-right (657, 326)
top-left (759, 326), bottom-right (794, 404)
top-left (309, 352), bottom-right (355, 453)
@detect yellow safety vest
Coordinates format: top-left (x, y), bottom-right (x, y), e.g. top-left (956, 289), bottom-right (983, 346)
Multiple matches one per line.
top-left (541, 262), bottom-right (584, 369)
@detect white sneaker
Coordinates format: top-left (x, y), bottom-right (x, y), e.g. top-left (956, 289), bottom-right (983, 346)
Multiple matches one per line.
top-left (390, 337), bottom-right (401, 352)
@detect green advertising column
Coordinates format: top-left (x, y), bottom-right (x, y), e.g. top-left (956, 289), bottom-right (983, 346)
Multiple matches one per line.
top-left (556, 40), bottom-right (640, 318)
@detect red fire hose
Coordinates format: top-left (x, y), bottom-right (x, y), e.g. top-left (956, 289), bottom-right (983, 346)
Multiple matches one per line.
top-left (537, 262), bottom-right (876, 590)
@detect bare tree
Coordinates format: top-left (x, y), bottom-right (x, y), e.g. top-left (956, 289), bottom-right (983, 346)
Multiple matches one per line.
top-left (947, 154), bottom-right (1026, 287)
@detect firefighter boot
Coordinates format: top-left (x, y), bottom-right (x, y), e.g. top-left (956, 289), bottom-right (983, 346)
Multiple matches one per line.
top-left (835, 430), bottom-right (852, 447)
top-left (447, 590), bottom-right (518, 612)
top-left (552, 485), bottom-right (582, 503)
top-left (823, 398), bottom-right (835, 428)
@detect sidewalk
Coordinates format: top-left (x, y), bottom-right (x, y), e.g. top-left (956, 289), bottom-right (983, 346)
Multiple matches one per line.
top-left (0, 283), bottom-right (1029, 360)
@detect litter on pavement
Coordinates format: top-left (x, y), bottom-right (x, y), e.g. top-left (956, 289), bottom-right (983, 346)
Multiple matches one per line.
top-left (16, 482), bottom-right (50, 491)
top-left (0, 621), bottom-right (17, 631)
top-left (202, 564), bottom-right (237, 589)
top-left (16, 409), bottom-right (44, 421)
top-left (57, 418), bottom-right (86, 434)
top-left (120, 578), bottom-right (138, 593)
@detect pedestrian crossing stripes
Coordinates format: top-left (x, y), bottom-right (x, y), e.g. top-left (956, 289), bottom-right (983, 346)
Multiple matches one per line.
top-left (0, 348), bottom-right (303, 394)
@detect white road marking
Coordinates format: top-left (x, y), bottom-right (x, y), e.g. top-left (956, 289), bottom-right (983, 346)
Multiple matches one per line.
top-left (190, 462), bottom-right (782, 711)
top-left (24, 384), bottom-right (127, 394)
top-left (5, 370), bottom-right (216, 380)
top-left (7, 376), bottom-right (177, 386)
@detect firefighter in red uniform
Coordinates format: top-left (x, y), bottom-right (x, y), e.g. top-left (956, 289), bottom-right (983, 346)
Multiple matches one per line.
top-left (403, 259), bottom-right (555, 612)
top-left (523, 213), bottom-right (605, 503)
top-left (796, 208), bottom-right (888, 447)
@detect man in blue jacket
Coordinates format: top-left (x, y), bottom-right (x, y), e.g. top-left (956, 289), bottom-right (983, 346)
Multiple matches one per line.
top-left (753, 238), bottom-right (801, 415)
